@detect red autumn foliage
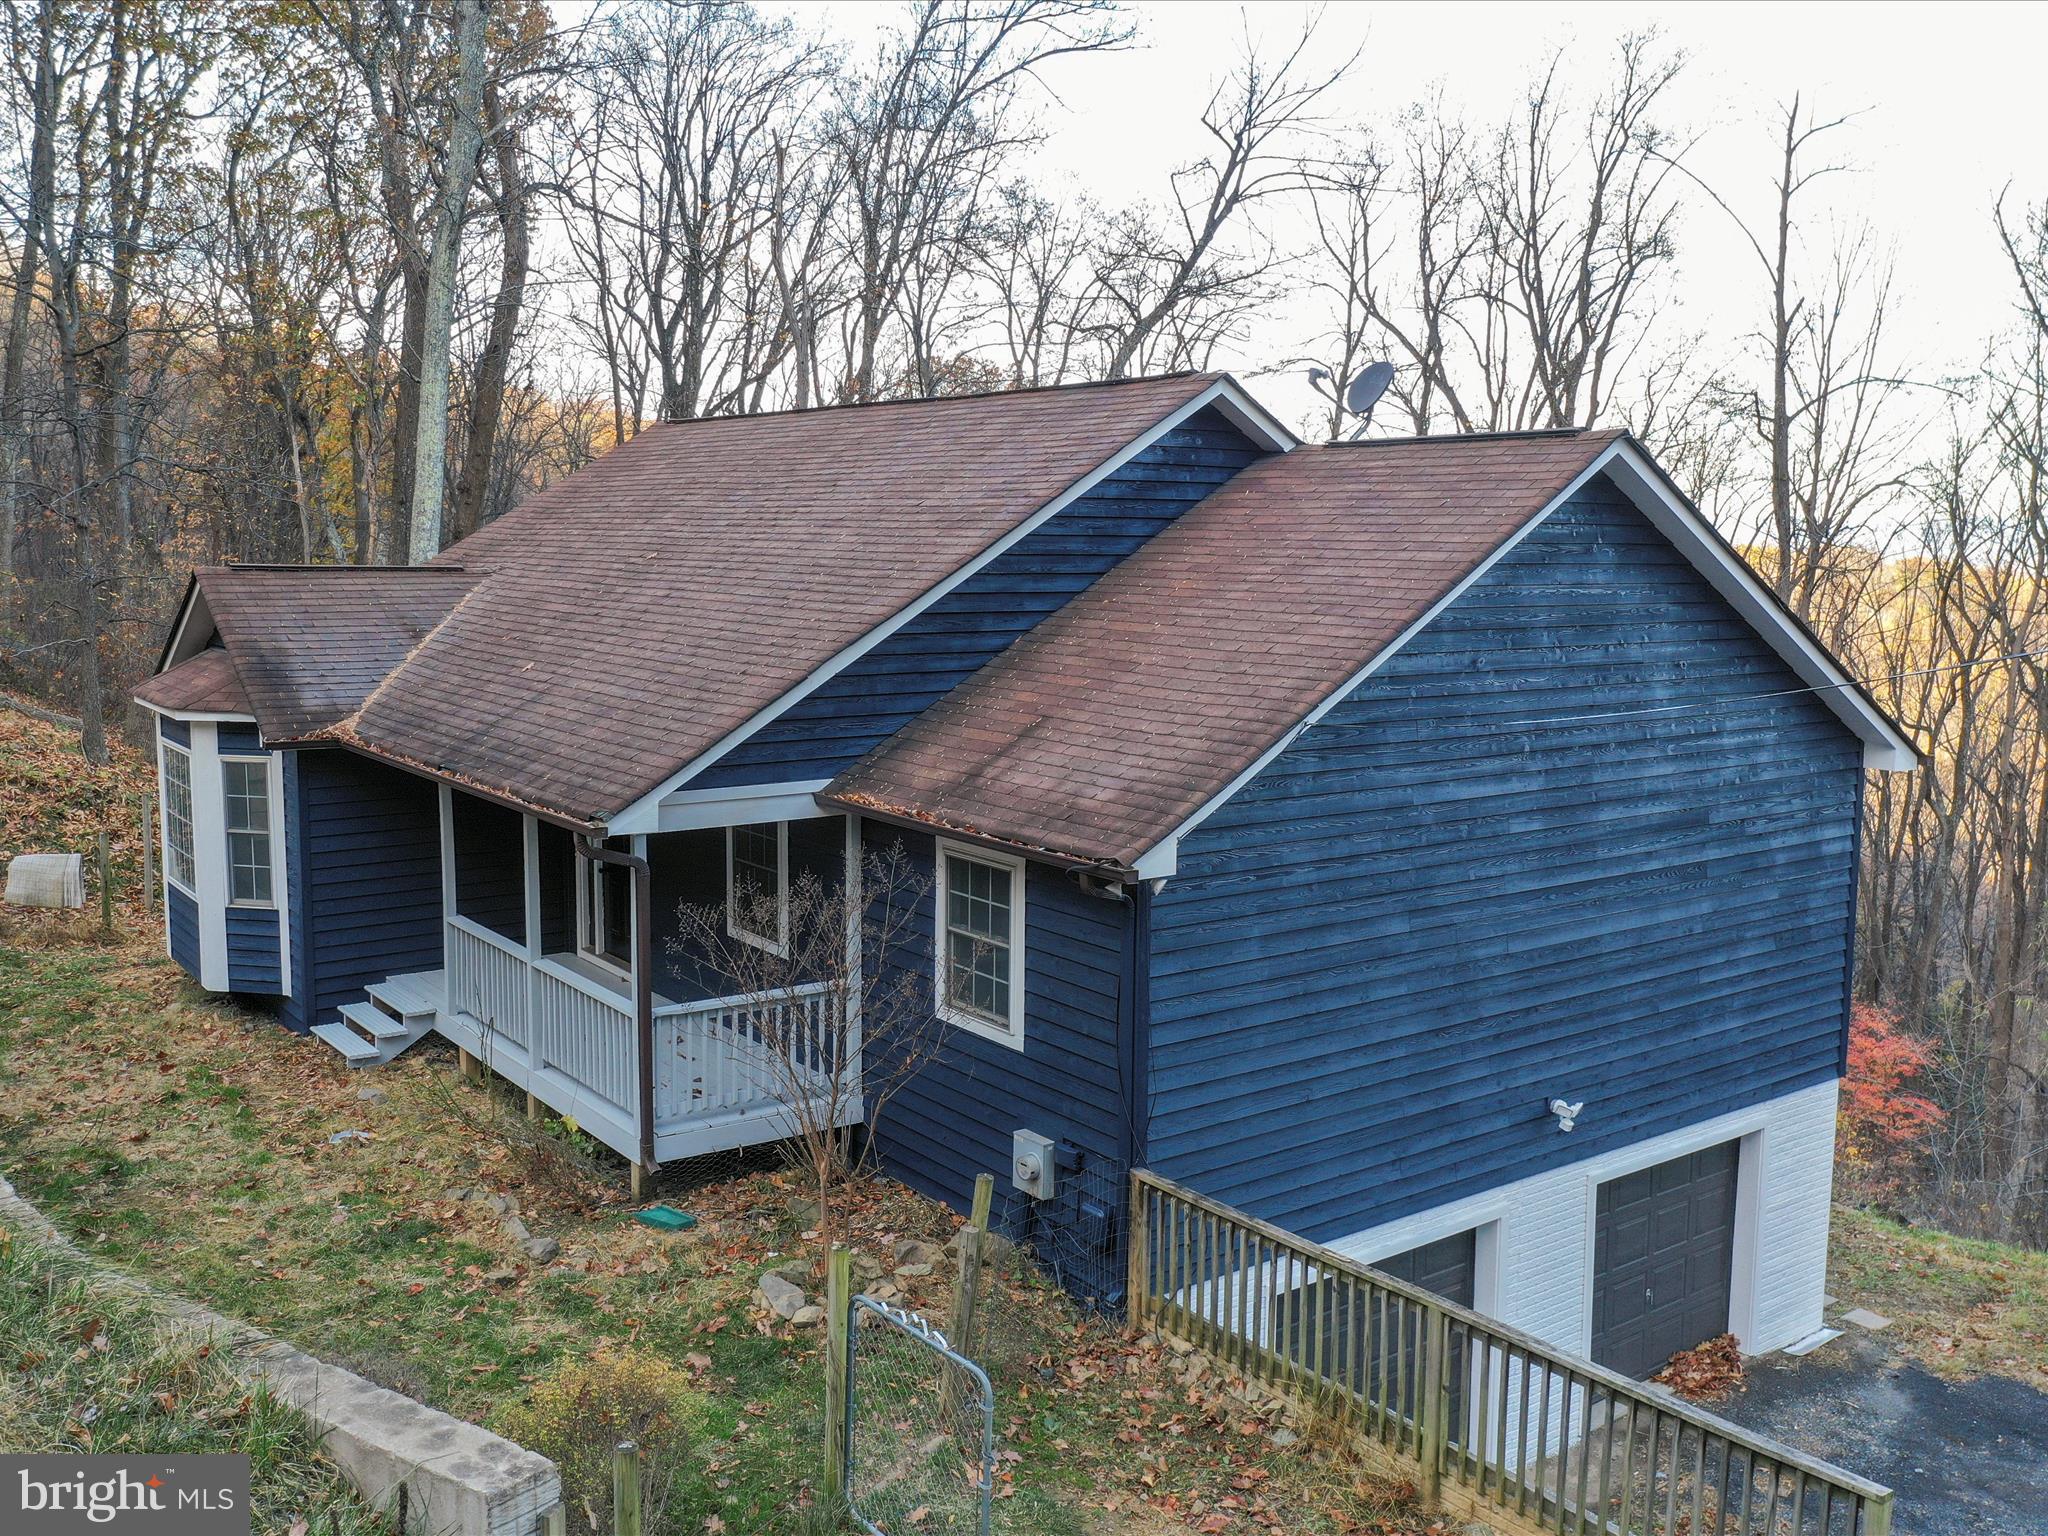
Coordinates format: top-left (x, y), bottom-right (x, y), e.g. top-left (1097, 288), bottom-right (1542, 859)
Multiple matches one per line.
top-left (1839, 1003), bottom-right (1945, 1184)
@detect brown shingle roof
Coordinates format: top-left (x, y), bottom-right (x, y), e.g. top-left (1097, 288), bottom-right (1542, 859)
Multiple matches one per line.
top-left (823, 430), bottom-right (1626, 871)
top-left (133, 646), bottom-right (252, 717)
top-left (188, 566), bottom-right (479, 742)
top-left (341, 373), bottom-right (1230, 821)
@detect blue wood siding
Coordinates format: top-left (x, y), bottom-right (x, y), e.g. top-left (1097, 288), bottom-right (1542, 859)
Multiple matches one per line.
top-left (218, 723), bottom-right (263, 753)
top-left (693, 408), bottom-right (1266, 788)
top-left (159, 715), bottom-right (190, 749)
top-left (167, 883), bottom-right (201, 979)
top-left (225, 905), bottom-right (282, 993)
top-left (1145, 478), bottom-right (1863, 1244)
top-left (864, 824), bottom-right (1133, 1236)
top-left (648, 817), bottom-right (843, 1001)
top-left (279, 749), bottom-right (444, 1033)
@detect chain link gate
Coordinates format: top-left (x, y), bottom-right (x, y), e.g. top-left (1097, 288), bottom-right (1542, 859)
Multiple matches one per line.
top-left (843, 1296), bottom-right (995, 1536)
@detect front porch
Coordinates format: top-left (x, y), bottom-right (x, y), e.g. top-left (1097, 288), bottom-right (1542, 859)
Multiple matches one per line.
top-left (402, 786), bottom-right (861, 1168)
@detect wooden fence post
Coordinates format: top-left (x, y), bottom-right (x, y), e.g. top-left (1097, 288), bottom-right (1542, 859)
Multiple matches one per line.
top-left (941, 1224), bottom-right (983, 1416)
top-left (96, 830), bottom-right (113, 933)
top-left (1126, 1171), bottom-right (1149, 1335)
top-left (611, 1442), bottom-right (640, 1536)
top-left (1863, 1492), bottom-right (1895, 1536)
top-left (822, 1244), bottom-right (853, 1511)
top-left (540, 1506), bottom-right (565, 1536)
top-left (1418, 1303), bottom-right (1448, 1504)
top-left (140, 792), bottom-right (155, 917)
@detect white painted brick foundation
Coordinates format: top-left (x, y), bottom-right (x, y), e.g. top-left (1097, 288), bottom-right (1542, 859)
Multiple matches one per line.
top-left (1325, 1078), bottom-right (1840, 1360)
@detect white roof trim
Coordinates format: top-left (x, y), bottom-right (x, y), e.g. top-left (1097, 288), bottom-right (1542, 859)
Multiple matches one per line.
top-left (1132, 436), bottom-right (1917, 880)
top-left (159, 583), bottom-right (216, 671)
top-left (608, 376), bottom-right (1297, 834)
top-left (135, 700), bottom-right (258, 726)
top-left (654, 778), bottom-right (834, 833)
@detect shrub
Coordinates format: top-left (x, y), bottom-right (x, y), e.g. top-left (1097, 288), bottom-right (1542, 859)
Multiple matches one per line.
top-left (496, 1346), bottom-right (699, 1534)
top-left (1839, 1002), bottom-right (1945, 1202)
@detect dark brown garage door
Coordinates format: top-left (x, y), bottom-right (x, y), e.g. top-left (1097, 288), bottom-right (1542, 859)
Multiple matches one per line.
top-left (1371, 1228), bottom-right (1477, 1307)
top-left (1286, 1228), bottom-right (1478, 1410)
top-left (1592, 1141), bottom-right (1739, 1379)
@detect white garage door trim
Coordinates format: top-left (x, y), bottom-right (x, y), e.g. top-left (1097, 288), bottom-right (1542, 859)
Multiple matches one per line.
top-left (1572, 1112), bottom-right (1771, 1359)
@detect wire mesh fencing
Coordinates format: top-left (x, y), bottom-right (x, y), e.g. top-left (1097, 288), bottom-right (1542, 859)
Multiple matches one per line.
top-left (988, 1158), bottom-right (1128, 1316)
top-left (845, 1296), bottom-right (994, 1536)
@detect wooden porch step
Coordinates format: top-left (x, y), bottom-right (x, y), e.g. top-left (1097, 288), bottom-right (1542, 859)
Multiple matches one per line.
top-left (311, 1021), bottom-right (380, 1065)
top-left (339, 1000), bottom-right (410, 1041)
top-left (366, 970), bottom-right (443, 1021)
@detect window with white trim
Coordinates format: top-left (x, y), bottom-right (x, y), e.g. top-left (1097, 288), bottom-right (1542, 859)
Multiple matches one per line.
top-left (578, 838), bottom-right (633, 976)
top-left (161, 743), bottom-right (196, 892)
top-left (935, 840), bottom-right (1025, 1046)
top-left (726, 821), bottom-right (788, 955)
top-left (220, 757), bottom-right (274, 905)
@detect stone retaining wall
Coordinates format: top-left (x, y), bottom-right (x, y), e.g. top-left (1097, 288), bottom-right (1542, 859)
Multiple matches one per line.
top-left (0, 1170), bottom-right (561, 1536)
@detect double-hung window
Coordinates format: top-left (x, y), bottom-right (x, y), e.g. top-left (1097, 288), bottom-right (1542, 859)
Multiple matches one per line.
top-left (161, 743), bottom-right (196, 892)
top-left (578, 838), bottom-right (634, 977)
top-left (220, 757), bottom-right (274, 905)
top-left (935, 840), bottom-right (1025, 1047)
top-left (726, 821), bottom-right (788, 955)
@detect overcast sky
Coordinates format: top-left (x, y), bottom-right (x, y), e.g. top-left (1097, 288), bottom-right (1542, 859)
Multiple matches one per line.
top-left (775, 0), bottom-right (2046, 431)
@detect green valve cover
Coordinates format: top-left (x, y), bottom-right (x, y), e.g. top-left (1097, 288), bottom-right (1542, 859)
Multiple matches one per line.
top-left (633, 1206), bottom-right (697, 1231)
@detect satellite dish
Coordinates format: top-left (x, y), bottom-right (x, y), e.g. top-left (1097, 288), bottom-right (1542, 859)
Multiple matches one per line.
top-left (1344, 361), bottom-right (1396, 432)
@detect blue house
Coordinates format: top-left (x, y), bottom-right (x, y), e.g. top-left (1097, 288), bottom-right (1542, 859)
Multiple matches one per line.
top-left (135, 373), bottom-right (1916, 1380)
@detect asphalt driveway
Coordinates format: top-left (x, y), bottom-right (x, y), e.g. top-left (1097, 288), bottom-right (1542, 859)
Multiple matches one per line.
top-left (1715, 1331), bottom-right (2048, 1536)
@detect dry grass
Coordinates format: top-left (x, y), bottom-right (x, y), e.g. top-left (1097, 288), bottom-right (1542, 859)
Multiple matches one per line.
top-left (1828, 1204), bottom-right (2048, 1385)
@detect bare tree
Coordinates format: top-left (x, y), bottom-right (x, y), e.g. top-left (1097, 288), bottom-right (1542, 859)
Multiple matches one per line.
top-left (1093, 17), bottom-right (1352, 380)
top-left (827, 0), bottom-right (1129, 401)
top-left (670, 840), bottom-right (939, 1260)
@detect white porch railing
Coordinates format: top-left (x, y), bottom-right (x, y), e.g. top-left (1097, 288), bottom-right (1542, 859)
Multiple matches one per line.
top-left (652, 982), bottom-right (842, 1123)
top-left (439, 914), bottom-right (855, 1164)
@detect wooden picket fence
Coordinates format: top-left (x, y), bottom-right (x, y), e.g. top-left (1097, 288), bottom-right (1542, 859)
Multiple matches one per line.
top-left (1127, 1171), bottom-right (1894, 1536)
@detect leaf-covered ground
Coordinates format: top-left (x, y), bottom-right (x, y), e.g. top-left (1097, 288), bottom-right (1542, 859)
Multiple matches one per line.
top-left (0, 708), bottom-right (1435, 1535)
top-left (1828, 1206), bottom-right (2048, 1385)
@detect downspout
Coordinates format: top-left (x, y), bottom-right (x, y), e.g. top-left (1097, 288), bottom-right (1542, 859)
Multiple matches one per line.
top-left (1125, 881), bottom-right (1152, 1171)
top-left (579, 836), bottom-right (656, 1173)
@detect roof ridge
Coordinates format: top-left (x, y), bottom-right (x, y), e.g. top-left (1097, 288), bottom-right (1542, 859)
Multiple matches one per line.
top-left (216, 562), bottom-right (471, 574)
top-left (1330, 425), bottom-right (1618, 448)
top-left (653, 371), bottom-right (1218, 426)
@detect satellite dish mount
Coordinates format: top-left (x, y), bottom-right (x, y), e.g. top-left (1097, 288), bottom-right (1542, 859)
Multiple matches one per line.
top-left (1307, 360), bottom-right (1396, 440)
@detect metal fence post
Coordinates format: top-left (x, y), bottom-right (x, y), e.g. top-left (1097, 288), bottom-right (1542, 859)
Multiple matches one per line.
top-left (611, 1442), bottom-right (640, 1536)
top-left (823, 1244), bottom-right (853, 1509)
top-left (1418, 1303), bottom-right (1448, 1504)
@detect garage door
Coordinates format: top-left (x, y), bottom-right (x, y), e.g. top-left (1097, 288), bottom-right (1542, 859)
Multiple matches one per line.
top-left (1286, 1228), bottom-right (1478, 1410)
top-left (1371, 1228), bottom-right (1477, 1307)
top-left (1592, 1141), bottom-right (1738, 1378)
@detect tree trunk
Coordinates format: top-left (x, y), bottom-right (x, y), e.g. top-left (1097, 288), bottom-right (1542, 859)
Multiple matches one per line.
top-left (403, 0), bottom-right (492, 564)
top-left (447, 80), bottom-right (528, 547)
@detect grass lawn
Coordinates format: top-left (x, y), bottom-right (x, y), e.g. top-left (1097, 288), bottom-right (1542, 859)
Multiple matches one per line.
top-left (1827, 1205), bottom-right (2048, 1385)
top-left (0, 1221), bottom-right (383, 1536)
top-left (0, 710), bottom-right (1428, 1536)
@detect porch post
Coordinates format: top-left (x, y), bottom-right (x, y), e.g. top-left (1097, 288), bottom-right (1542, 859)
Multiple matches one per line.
top-left (843, 814), bottom-right (863, 1111)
